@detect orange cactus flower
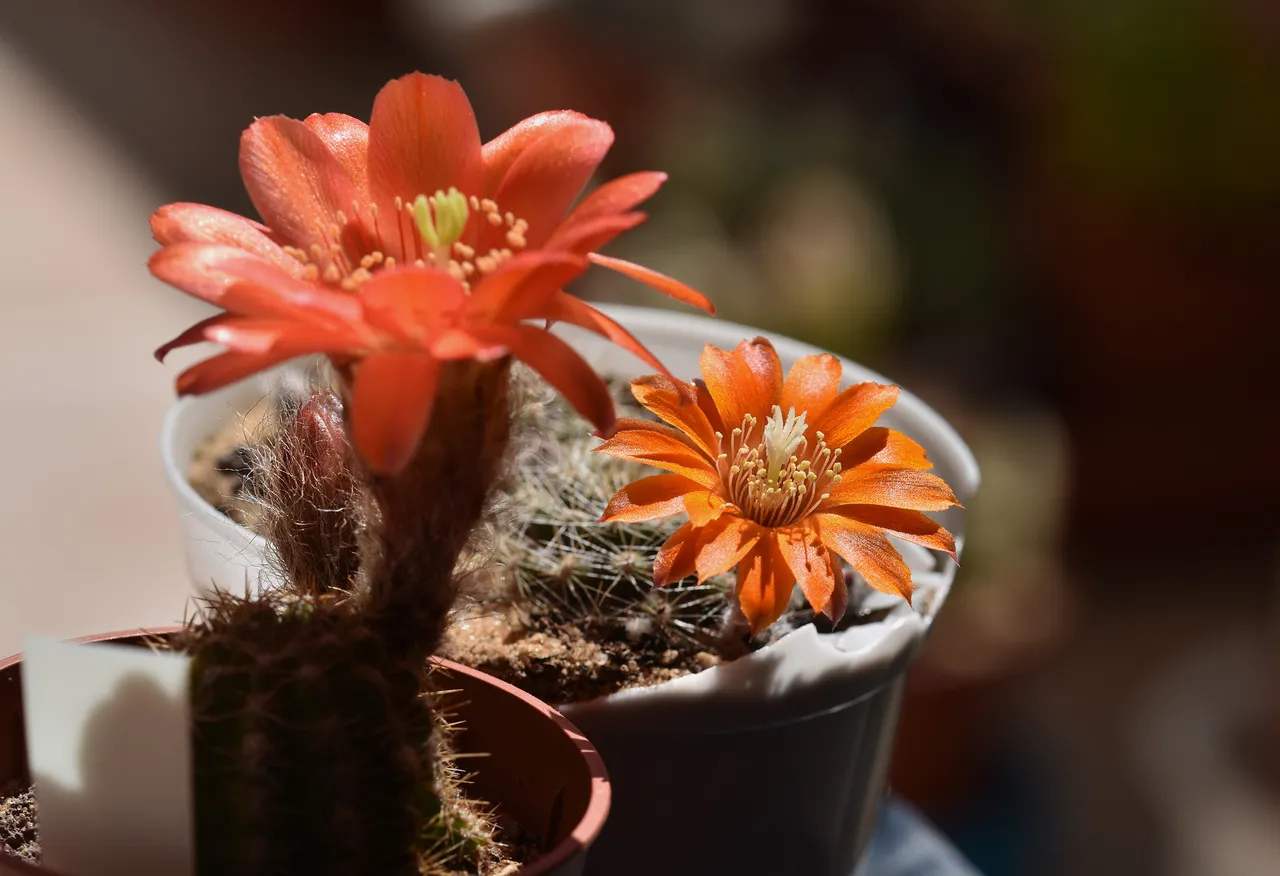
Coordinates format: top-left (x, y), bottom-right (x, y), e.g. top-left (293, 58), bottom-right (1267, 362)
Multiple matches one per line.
top-left (151, 72), bottom-right (713, 474)
top-left (597, 338), bottom-right (959, 634)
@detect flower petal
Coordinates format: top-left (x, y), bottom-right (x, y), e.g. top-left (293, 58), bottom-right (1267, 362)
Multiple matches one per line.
top-left (350, 351), bottom-right (441, 475)
top-left (654, 521), bottom-right (699, 587)
top-left (367, 73), bottom-right (484, 252)
top-left (357, 265), bottom-right (469, 343)
top-left (835, 506), bottom-right (957, 561)
top-left (587, 253), bottom-right (715, 313)
top-left (481, 110), bottom-right (592, 194)
top-left (694, 515), bottom-right (761, 583)
top-left (814, 513), bottom-right (914, 604)
top-left (519, 293), bottom-right (675, 383)
top-left (239, 116), bottom-right (367, 252)
top-left (822, 548), bottom-right (848, 623)
top-left (780, 354), bottom-right (842, 428)
top-left (542, 212), bottom-right (648, 256)
top-left (593, 418), bottom-right (721, 488)
top-left (840, 427), bottom-right (932, 470)
top-left (693, 379), bottom-right (727, 435)
top-left (303, 113), bottom-right (371, 204)
top-left (736, 537), bottom-right (794, 635)
top-left (699, 338), bottom-right (783, 431)
top-left (150, 203), bottom-right (301, 275)
top-left (684, 490), bottom-right (729, 526)
top-left (155, 314), bottom-right (236, 361)
top-left (487, 116), bottom-right (613, 249)
top-left (601, 474), bottom-right (700, 523)
top-left (174, 348), bottom-right (303, 396)
top-left (812, 382), bottom-right (900, 450)
top-left (629, 374), bottom-right (719, 459)
top-left (825, 464), bottom-right (958, 511)
top-left (464, 324), bottom-right (616, 437)
top-left (464, 251), bottom-right (589, 322)
top-left (774, 523), bottom-right (837, 620)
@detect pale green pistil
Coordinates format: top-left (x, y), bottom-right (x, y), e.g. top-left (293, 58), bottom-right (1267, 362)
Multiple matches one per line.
top-left (412, 187), bottom-right (470, 260)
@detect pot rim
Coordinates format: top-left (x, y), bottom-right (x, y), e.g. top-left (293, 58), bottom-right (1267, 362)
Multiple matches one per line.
top-left (0, 629), bottom-right (610, 876)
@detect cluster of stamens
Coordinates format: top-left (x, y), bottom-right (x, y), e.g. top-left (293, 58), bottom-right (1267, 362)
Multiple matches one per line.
top-left (282, 189), bottom-right (530, 292)
top-left (715, 405), bottom-right (843, 528)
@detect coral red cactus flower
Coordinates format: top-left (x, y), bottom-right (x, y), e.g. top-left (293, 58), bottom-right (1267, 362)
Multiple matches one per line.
top-left (151, 72), bottom-right (714, 474)
top-left (597, 338), bottom-right (960, 634)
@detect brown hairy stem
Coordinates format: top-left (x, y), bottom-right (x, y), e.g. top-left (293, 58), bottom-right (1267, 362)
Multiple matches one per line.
top-left (357, 359), bottom-right (514, 664)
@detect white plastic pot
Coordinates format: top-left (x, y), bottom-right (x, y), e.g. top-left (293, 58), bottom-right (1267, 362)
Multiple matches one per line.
top-left (160, 304), bottom-right (979, 876)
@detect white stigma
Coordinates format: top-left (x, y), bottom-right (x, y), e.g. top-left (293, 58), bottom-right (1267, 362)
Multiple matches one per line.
top-left (762, 405), bottom-right (808, 484)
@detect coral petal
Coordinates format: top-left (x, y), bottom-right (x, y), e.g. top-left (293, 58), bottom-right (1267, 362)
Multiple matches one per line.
top-left (350, 352), bottom-right (441, 475)
top-left (588, 253), bottom-right (715, 313)
top-left (357, 265), bottom-right (469, 342)
top-left (303, 113), bottom-right (371, 203)
top-left (601, 474), bottom-right (699, 523)
top-left (481, 110), bottom-right (592, 193)
top-left (489, 117), bottom-right (613, 249)
top-left (239, 116), bottom-right (366, 251)
top-left (464, 252), bottom-right (588, 322)
top-left (529, 294), bottom-right (674, 381)
top-left (467, 325), bottom-right (617, 436)
top-left (174, 349), bottom-right (300, 395)
top-left (150, 204), bottom-right (299, 275)
top-left (368, 73), bottom-right (484, 252)
top-left (543, 212), bottom-right (647, 256)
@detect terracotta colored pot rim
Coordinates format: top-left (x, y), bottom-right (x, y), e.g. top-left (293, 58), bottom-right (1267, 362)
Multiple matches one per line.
top-left (0, 628), bottom-right (610, 876)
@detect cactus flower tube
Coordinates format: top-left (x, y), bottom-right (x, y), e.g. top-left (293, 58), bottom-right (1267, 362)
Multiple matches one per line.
top-left (597, 337), bottom-right (960, 634)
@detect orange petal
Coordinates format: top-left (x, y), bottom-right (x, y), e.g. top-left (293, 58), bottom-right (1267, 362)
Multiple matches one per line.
top-left (239, 116), bottom-right (367, 253)
top-left (150, 204), bottom-right (301, 276)
top-left (601, 474), bottom-right (700, 523)
top-left (594, 419), bottom-right (720, 488)
top-left (774, 523), bottom-right (837, 619)
top-left (654, 521), bottom-right (699, 587)
top-left (684, 490), bottom-right (729, 526)
top-left (735, 538), bottom-right (794, 635)
top-left (693, 379), bottom-right (727, 436)
top-left (481, 110), bottom-right (592, 195)
top-left (814, 513), bottom-right (914, 604)
top-left (465, 324), bottom-right (617, 437)
top-left (587, 253), bottom-right (715, 314)
top-left (699, 338), bottom-right (783, 431)
top-left (487, 117), bottom-right (613, 250)
top-left (367, 73), bottom-right (484, 255)
top-left (825, 464), bottom-right (958, 511)
top-left (822, 548), bottom-right (848, 623)
top-left (694, 515), bottom-right (761, 583)
top-left (836, 506), bottom-right (957, 561)
top-left (630, 374), bottom-right (719, 459)
top-left (840, 427), bottom-right (932, 470)
top-left (174, 349), bottom-right (303, 396)
top-left (350, 351), bottom-right (441, 475)
top-left (780, 354), bottom-right (842, 429)
top-left (811, 382), bottom-right (900, 450)
top-left (303, 113), bottom-right (371, 204)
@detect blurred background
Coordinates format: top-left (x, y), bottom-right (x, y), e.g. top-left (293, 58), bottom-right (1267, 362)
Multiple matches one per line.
top-left (0, 1), bottom-right (1277, 873)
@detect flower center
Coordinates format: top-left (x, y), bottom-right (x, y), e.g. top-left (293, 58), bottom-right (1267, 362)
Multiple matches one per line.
top-left (717, 405), bottom-right (843, 528)
top-left (282, 189), bottom-right (530, 292)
